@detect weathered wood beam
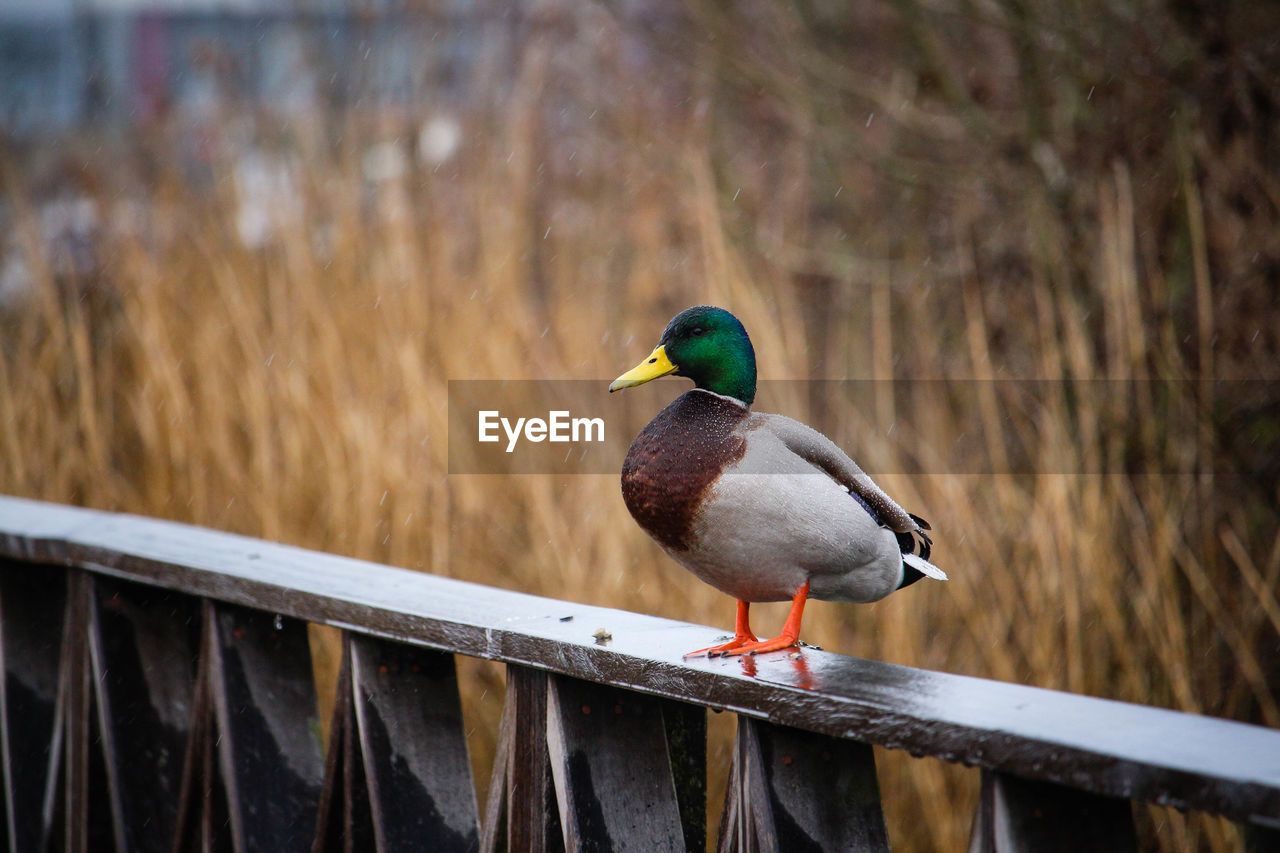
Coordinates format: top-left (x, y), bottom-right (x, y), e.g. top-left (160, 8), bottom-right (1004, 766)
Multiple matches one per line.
top-left (661, 699), bottom-right (707, 852)
top-left (172, 602), bottom-right (233, 853)
top-left (719, 716), bottom-right (888, 852)
top-left (0, 563), bottom-right (66, 853)
top-left (505, 666), bottom-right (563, 852)
top-left (57, 572), bottom-right (94, 853)
top-left (207, 604), bottom-right (324, 852)
top-left (482, 666), bottom-right (564, 852)
top-left (88, 577), bottom-right (200, 853)
top-left (349, 634), bottom-right (480, 852)
top-left (545, 674), bottom-right (687, 850)
top-left (967, 769), bottom-right (1136, 852)
top-left (313, 634), bottom-right (375, 853)
top-left (173, 602), bottom-right (325, 853)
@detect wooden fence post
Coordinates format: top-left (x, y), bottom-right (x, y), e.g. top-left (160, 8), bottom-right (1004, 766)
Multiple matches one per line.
top-left (88, 577), bottom-right (200, 853)
top-left (175, 602), bottom-right (325, 853)
top-left (0, 564), bottom-right (66, 853)
top-left (968, 770), bottom-right (1136, 852)
top-left (351, 635), bottom-right (478, 848)
top-left (718, 716), bottom-right (888, 853)
top-left (481, 665), bottom-right (563, 853)
top-left (545, 674), bottom-right (690, 850)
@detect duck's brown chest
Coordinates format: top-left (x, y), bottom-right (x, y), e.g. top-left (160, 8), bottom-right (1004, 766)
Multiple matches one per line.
top-left (621, 391), bottom-right (749, 552)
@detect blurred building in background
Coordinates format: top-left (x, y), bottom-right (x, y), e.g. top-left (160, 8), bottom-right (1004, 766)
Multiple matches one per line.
top-left (0, 0), bottom-right (516, 293)
top-left (0, 0), bottom-right (490, 136)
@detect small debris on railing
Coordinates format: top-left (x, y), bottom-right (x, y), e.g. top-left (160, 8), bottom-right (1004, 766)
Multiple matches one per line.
top-left (559, 615), bottom-right (574, 622)
top-left (593, 627), bottom-right (612, 644)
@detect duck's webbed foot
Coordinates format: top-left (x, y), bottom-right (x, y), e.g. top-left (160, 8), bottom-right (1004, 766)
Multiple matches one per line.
top-left (684, 599), bottom-right (757, 657)
top-left (716, 580), bottom-right (810, 657)
top-left (686, 634), bottom-right (759, 657)
top-left (718, 632), bottom-right (800, 656)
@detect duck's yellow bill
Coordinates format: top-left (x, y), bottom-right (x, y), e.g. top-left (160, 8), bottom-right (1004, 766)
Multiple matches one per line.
top-left (609, 345), bottom-right (677, 392)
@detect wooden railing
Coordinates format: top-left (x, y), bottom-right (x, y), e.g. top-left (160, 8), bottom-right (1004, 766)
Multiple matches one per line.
top-left (1, 494), bottom-right (1277, 852)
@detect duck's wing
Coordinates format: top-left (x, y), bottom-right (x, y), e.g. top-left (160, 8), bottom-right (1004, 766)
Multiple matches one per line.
top-left (751, 412), bottom-right (924, 535)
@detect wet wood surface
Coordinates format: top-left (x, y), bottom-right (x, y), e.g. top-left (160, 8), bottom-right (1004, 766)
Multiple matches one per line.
top-left (2, 494), bottom-right (1279, 830)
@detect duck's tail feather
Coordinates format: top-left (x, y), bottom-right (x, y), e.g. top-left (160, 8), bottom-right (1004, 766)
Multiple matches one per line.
top-left (903, 552), bottom-right (947, 582)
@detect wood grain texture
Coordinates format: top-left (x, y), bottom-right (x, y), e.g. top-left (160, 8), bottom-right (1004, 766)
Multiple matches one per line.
top-left (504, 666), bottom-right (562, 853)
top-left (546, 675), bottom-right (686, 851)
top-left (349, 634), bottom-right (479, 852)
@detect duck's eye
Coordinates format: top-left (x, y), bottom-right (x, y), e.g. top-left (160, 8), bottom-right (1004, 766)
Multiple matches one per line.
top-left (692, 327), bottom-right (705, 336)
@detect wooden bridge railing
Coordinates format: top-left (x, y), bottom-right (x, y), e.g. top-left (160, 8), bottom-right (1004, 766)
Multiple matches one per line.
top-left (0, 494), bottom-right (1277, 852)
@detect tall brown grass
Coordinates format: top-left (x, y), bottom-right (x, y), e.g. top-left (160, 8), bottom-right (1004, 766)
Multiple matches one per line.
top-left (1, 2), bottom-right (1277, 849)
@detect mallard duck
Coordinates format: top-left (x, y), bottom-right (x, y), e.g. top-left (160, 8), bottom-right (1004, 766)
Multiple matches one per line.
top-left (610, 306), bottom-right (946, 657)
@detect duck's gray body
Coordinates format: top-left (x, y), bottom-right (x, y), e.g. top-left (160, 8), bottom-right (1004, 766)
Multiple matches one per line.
top-left (621, 389), bottom-right (936, 604)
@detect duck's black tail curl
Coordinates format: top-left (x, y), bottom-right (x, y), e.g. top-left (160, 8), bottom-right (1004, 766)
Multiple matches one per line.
top-left (896, 517), bottom-right (933, 561)
top-left (895, 514), bottom-right (934, 589)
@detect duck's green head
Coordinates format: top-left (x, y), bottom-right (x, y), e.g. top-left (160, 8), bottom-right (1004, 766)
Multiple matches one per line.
top-left (609, 305), bottom-right (757, 404)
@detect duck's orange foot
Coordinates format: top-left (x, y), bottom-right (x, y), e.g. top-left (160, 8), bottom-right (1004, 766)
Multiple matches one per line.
top-left (713, 581), bottom-right (810, 658)
top-left (684, 600), bottom-right (759, 658)
top-left (716, 632), bottom-right (800, 657)
top-left (683, 632), bottom-right (758, 658)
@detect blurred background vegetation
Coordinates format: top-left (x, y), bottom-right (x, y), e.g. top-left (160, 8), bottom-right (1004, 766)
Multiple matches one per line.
top-left (1, 0), bottom-right (1277, 849)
